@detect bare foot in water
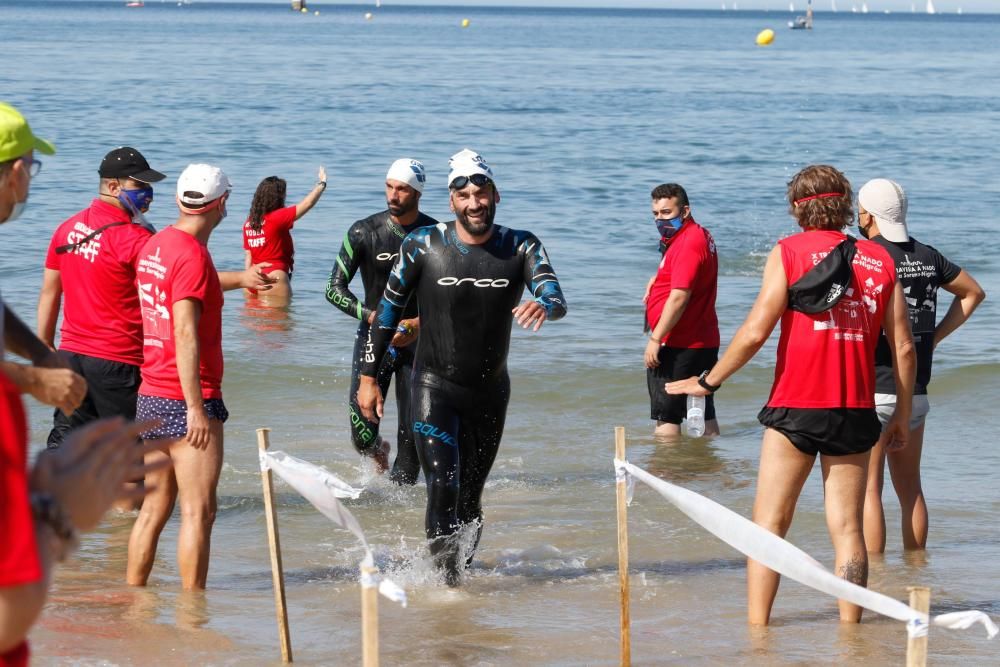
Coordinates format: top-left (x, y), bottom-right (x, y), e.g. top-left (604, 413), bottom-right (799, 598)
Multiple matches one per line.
top-left (373, 439), bottom-right (390, 474)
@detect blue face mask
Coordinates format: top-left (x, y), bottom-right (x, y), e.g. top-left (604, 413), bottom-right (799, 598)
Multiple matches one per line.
top-left (119, 185), bottom-right (154, 214)
top-left (655, 215), bottom-right (684, 240)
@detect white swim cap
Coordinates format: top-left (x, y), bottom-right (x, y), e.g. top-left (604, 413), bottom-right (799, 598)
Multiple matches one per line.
top-left (386, 158), bottom-right (426, 193)
top-left (447, 148), bottom-right (495, 189)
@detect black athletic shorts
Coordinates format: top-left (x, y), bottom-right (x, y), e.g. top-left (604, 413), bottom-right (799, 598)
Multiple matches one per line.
top-left (47, 352), bottom-right (140, 449)
top-left (647, 346), bottom-right (718, 425)
top-left (757, 406), bottom-right (881, 457)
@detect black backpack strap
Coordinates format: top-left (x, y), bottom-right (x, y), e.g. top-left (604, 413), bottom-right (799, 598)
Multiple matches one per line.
top-left (787, 236), bottom-right (858, 314)
top-left (55, 221), bottom-right (129, 255)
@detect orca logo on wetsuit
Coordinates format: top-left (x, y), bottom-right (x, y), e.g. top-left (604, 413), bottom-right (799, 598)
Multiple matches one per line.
top-left (436, 277), bottom-right (510, 288)
top-left (376, 252), bottom-right (399, 262)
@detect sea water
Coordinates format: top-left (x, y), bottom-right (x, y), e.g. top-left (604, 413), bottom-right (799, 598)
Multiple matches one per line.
top-left (2, 2), bottom-right (999, 664)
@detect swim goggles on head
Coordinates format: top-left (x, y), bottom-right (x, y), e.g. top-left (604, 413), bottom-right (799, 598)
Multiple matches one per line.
top-left (449, 173), bottom-right (493, 190)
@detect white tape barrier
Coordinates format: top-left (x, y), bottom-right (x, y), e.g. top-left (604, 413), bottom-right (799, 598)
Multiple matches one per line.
top-left (613, 459), bottom-right (997, 639)
top-left (260, 450), bottom-right (407, 607)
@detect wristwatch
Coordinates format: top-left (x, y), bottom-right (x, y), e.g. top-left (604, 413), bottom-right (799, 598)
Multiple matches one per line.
top-left (697, 370), bottom-right (721, 394)
top-left (30, 492), bottom-right (79, 561)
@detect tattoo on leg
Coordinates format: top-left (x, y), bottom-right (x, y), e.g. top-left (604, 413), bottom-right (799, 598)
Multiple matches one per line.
top-left (839, 553), bottom-right (868, 587)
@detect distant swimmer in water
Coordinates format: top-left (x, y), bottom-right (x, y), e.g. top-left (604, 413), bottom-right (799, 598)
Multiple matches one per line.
top-left (857, 178), bottom-right (985, 554)
top-left (356, 149), bottom-right (567, 585)
top-left (668, 165), bottom-right (915, 625)
top-left (325, 159), bottom-right (438, 484)
top-left (243, 166), bottom-right (327, 306)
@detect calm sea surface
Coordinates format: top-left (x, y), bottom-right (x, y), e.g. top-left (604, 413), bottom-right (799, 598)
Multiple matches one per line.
top-left (2, 2), bottom-right (1000, 664)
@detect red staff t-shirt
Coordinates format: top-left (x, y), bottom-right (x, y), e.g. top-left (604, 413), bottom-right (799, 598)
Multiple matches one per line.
top-left (766, 230), bottom-right (896, 409)
top-left (136, 227), bottom-right (224, 400)
top-left (645, 219), bottom-right (720, 348)
top-left (44, 199), bottom-right (153, 366)
top-left (243, 205), bottom-right (297, 275)
top-left (0, 372), bottom-right (39, 667)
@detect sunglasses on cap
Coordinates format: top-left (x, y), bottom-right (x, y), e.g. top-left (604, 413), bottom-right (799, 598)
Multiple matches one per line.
top-left (449, 173), bottom-right (493, 190)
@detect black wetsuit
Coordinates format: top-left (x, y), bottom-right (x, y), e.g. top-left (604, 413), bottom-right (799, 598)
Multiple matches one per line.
top-left (325, 210), bottom-right (438, 484)
top-left (362, 220), bottom-right (567, 580)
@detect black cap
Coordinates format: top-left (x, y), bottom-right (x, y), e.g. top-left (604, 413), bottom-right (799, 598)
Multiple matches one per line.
top-left (98, 147), bottom-right (166, 183)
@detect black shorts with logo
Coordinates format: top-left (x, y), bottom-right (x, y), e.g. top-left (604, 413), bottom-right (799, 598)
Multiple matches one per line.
top-left (647, 346), bottom-right (718, 425)
top-left (47, 352), bottom-right (141, 449)
top-left (757, 406), bottom-right (881, 457)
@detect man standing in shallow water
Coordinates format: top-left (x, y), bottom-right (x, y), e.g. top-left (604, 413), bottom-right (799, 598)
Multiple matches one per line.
top-left (325, 159), bottom-right (438, 484)
top-left (357, 149), bottom-right (567, 585)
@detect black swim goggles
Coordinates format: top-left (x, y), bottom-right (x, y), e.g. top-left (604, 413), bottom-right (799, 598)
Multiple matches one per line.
top-left (449, 173), bottom-right (493, 190)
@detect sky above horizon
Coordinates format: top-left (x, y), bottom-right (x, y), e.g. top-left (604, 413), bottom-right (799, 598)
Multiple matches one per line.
top-left (260, 1), bottom-right (994, 13)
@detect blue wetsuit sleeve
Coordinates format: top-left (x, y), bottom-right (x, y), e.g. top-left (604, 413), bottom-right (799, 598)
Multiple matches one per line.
top-left (520, 233), bottom-right (567, 321)
top-left (361, 232), bottom-right (424, 377)
top-left (325, 222), bottom-right (369, 321)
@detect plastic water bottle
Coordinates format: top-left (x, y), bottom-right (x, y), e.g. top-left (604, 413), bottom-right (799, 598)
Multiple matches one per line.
top-left (686, 395), bottom-right (705, 437)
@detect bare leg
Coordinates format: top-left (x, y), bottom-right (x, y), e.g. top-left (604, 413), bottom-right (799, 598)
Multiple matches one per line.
top-left (172, 421), bottom-right (224, 590)
top-left (862, 436), bottom-right (889, 554)
top-left (126, 440), bottom-right (179, 586)
top-left (887, 422), bottom-right (927, 550)
top-left (653, 421), bottom-right (681, 439)
top-left (747, 428), bottom-right (815, 625)
top-left (704, 418), bottom-right (721, 437)
top-left (821, 450), bottom-right (871, 623)
top-left (257, 270), bottom-right (291, 308)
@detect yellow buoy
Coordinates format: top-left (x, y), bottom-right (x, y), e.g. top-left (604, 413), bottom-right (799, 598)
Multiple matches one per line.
top-left (461, 18), bottom-right (470, 28)
top-left (365, 11), bottom-right (373, 20)
top-left (314, 10), bottom-right (319, 15)
top-left (756, 28), bottom-right (775, 46)
top-left (300, 6), bottom-right (307, 12)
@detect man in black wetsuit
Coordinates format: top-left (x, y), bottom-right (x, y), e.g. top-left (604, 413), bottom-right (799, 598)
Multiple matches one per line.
top-left (325, 159), bottom-right (438, 484)
top-left (357, 149), bottom-right (567, 585)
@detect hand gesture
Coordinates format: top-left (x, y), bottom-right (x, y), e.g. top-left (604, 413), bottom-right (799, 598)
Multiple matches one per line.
top-left (665, 376), bottom-right (710, 398)
top-left (186, 406), bottom-right (211, 449)
top-left (391, 318), bottom-right (419, 348)
top-left (30, 365), bottom-right (87, 416)
top-left (512, 300), bottom-right (548, 331)
top-left (357, 376), bottom-right (383, 422)
top-left (243, 263), bottom-right (277, 291)
top-left (31, 418), bottom-right (171, 531)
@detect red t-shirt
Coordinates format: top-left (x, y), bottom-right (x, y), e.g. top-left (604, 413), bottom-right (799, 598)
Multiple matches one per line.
top-left (44, 199), bottom-right (153, 366)
top-left (0, 372), bottom-right (39, 667)
top-left (243, 205), bottom-right (297, 275)
top-left (136, 227), bottom-right (224, 400)
top-left (645, 219), bottom-right (720, 348)
top-left (767, 230), bottom-right (896, 409)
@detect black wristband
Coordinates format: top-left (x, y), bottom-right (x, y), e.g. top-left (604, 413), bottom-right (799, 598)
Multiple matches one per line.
top-left (697, 370), bottom-right (721, 394)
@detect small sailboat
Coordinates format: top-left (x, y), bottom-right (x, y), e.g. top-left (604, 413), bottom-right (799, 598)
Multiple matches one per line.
top-left (926, 0), bottom-right (936, 14)
top-left (789, 2), bottom-right (795, 12)
top-left (125, 0), bottom-right (144, 6)
top-left (861, 1), bottom-right (869, 13)
top-left (789, 0), bottom-right (814, 29)
top-left (831, 0), bottom-right (838, 11)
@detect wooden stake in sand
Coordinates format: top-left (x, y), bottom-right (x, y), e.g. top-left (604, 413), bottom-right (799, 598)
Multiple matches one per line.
top-left (258, 427), bottom-right (293, 663)
top-left (615, 426), bottom-right (631, 667)
top-left (361, 562), bottom-right (380, 667)
top-left (906, 586), bottom-right (931, 667)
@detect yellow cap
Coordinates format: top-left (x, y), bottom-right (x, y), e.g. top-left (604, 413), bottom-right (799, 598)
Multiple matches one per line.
top-left (0, 102), bottom-right (55, 163)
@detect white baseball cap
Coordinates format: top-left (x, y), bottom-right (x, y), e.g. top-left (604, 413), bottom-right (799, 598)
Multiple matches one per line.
top-left (386, 158), bottom-right (426, 193)
top-left (447, 148), bottom-right (495, 189)
top-left (177, 163), bottom-right (232, 209)
top-left (859, 178), bottom-right (909, 243)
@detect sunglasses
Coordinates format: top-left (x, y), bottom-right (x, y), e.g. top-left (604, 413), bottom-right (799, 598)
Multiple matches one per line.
top-left (449, 173), bottom-right (493, 190)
